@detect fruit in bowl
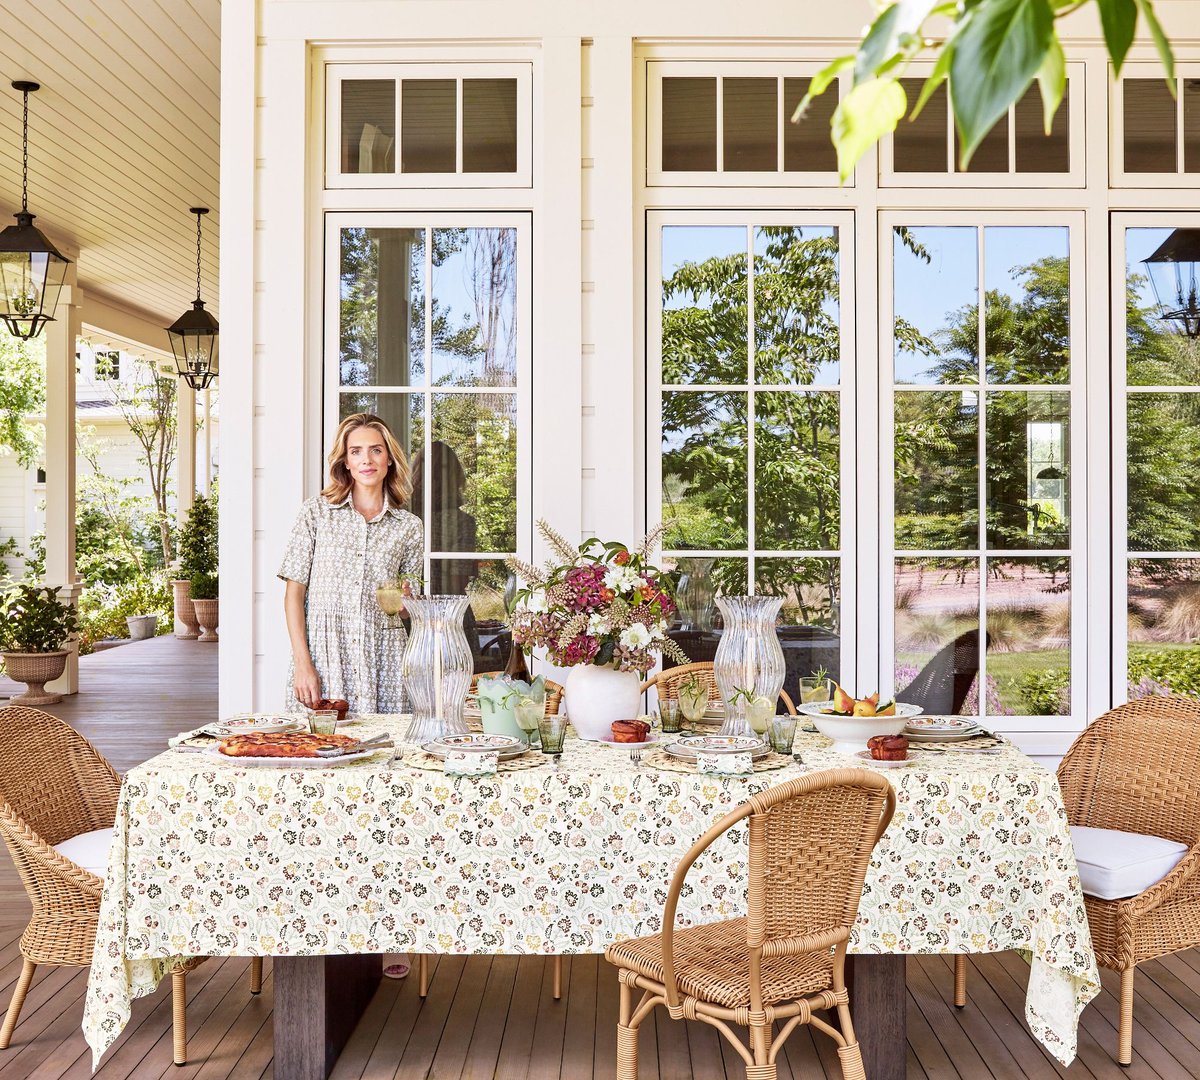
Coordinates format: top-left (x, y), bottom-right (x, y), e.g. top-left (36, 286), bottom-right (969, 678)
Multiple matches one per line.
top-left (797, 687), bottom-right (922, 753)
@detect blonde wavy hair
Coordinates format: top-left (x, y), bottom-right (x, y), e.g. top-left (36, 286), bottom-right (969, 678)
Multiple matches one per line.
top-left (322, 413), bottom-right (413, 509)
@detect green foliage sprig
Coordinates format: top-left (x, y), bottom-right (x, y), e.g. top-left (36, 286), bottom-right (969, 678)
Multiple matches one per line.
top-left (801, 0), bottom-right (1175, 180)
top-left (177, 493), bottom-right (218, 589)
top-left (0, 583), bottom-right (78, 653)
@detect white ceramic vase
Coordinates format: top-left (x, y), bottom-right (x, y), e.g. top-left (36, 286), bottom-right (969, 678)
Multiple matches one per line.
top-left (565, 663), bottom-right (642, 741)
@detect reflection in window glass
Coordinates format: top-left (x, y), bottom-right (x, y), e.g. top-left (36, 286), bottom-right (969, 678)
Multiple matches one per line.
top-left (984, 226), bottom-right (1070, 384)
top-left (756, 392), bottom-right (839, 550)
top-left (1125, 227), bottom-right (1200, 387)
top-left (463, 79), bottom-right (517, 173)
top-left (986, 557), bottom-right (1070, 715)
top-left (431, 228), bottom-right (517, 386)
top-left (661, 225), bottom-right (747, 385)
top-left (783, 78), bottom-right (837, 172)
top-left (666, 557), bottom-right (749, 669)
top-left (1128, 559), bottom-right (1200, 698)
top-left (1186, 81), bottom-right (1200, 173)
top-left (893, 79), bottom-right (946, 172)
top-left (753, 226), bottom-right (839, 385)
top-left (955, 112), bottom-right (1008, 173)
top-left (339, 228), bottom-right (425, 387)
top-left (893, 226), bottom-right (978, 384)
top-left (430, 392), bottom-right (516, 553)
top-left (340, 80), bottom-right (395, 174)
top-left (1015, 83), bottom-right (1069, 173)
top-left (401, 80), bottom-right (456, 173)
top-left (986, 392), bottom-right (1070, 549)
top-left (894, 391), bottom-right (979, 549)
top-left (662, 391), bottom-right (748, 550)
top-left (894, 559), bottom-right (982, 717)
top-left (662, 78), bottom-right (717, 171)
top-left (1124, 79), bottom-right (1177, 173)
top-left (757, 558), bottom-right (841, 701)
top-left (723, 78), bottom-right (777, 172)
top-left (1128, 394), bottom-right (1200, 552)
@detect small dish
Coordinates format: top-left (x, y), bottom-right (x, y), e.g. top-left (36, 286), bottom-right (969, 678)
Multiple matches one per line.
top-left (204, 714), bottom-right (303, 737)
top-left (854, 750), bottom-right (913, 769)
top-left (905, 716), bottom-right (978, 734)
top-left (666, 735), bottom-right (770, 761)
top-left (904, 727), bottom-right (985, 743)
top-left (596, 734), bottom-right (660, 750)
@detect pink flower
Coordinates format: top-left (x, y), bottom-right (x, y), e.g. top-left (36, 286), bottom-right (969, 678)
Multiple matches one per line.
top-left (561, 634), bottom-right (600, 666)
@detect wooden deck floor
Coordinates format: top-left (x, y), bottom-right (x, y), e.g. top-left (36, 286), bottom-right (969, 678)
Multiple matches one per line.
top-left (1, 638), bottom-right (1199, 1077)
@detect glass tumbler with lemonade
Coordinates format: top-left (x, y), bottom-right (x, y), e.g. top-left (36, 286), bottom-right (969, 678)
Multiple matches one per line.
top-left (677, 672), bottom-right (710, 731)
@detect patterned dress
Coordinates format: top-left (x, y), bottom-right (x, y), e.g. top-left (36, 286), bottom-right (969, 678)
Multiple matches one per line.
top-left (278, 494), bottom-right (423, 713)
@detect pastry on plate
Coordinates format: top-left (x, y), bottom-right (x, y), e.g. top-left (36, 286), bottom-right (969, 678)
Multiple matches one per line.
top-left (611, 719), bottom-right (651, 743)
top-left (867, 734), bottom-right (908, 761)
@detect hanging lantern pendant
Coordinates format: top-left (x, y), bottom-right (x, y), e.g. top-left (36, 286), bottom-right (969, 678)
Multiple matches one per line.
top-left (0, 81), bottom-right (71, 340)
top-left (167, 207), bottom-right (219, 389)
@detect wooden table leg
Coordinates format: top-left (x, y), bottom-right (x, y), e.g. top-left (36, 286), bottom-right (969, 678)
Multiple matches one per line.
top-left (274, 954), bottom-right (381, 1080)
top-left (845, 954), bottom-right (906, 1080)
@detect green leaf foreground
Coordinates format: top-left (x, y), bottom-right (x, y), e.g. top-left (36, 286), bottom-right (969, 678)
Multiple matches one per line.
top-left (798, 0), bottom-right (1175, 180)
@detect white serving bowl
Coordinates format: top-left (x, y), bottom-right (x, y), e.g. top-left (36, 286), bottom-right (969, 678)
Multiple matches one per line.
top-left (797, 701), bottom-right (923, 754)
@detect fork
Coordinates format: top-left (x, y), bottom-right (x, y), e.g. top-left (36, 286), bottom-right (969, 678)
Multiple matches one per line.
top-left (630, 747), bottom-right (643, 768)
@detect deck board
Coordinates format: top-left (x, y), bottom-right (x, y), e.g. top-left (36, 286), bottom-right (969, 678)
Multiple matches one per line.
top-left (3, 639), bottom-right (1200, 1076)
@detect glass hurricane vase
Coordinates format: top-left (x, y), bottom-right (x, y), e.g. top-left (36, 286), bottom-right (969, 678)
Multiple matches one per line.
top-left (402, 595), bottom-right (472, 745)
top-left (713, 595), bottom-right (785, 738)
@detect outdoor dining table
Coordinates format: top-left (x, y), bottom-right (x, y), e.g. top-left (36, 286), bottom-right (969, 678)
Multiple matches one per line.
top-left (82, 715), bottom-right (1100, 1079)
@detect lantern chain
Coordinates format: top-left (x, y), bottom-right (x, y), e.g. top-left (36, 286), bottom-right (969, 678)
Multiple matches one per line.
top-left (195, 211), bottom-right (202, 303)
top-left (20, 86), bottom-right (28, 214)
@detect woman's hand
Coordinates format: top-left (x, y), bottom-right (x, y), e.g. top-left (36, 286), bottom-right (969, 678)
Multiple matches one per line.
top-left (293, 658), bottom-right (321, 708)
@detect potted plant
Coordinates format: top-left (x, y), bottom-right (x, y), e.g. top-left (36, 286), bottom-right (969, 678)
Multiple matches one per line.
top-left (190, 570), bottom-right (219, 642)
top-left (0, 582), bottom-right (79, 705)
top-left (176, 494), bottom-right (217, 641)
top-left (506, 520), bottom-right (687, 741)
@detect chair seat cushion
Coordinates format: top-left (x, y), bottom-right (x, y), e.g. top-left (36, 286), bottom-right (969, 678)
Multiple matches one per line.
top-left (1070, 825), bottom-right (1188, 901)
top-left (52, 827), bottom-right (114, 879)
top-left (605, 917), bottom-right (835, 1009)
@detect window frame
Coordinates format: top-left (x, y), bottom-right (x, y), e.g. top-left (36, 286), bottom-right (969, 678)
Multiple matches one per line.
top-left (1110, 63), bottom-right (1200, 188)
top-left (322, 210), bottom-right (533, 587)
top-left (324, 62), bottom-right (533, 189)
top-left (878, 209), bottom-right (1088, 731)
top-left (646, 207), bottom-right (858, 686)
top-left (645, 61), bottom-right (850, 188)
top-left (878, 61), bottom-right (1086, 189)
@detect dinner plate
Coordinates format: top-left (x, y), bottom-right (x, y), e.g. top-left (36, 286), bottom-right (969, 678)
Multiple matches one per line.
top-left (594, 734), bottom-right (660, 750)
top-left (903, 727), bottom-right (986, 743)
top-left (905, 716), bottom-right (977, 734)
top-left (206, 747), bottom-right (385, 767)
top-left (666, 735), bottom-right (770, 761)
top-left (203, 714), bottom-right (304, 737)
top-left (423, 733), bottom-right (526, 759)
top-left (854, 750), bottom-right (914, 769)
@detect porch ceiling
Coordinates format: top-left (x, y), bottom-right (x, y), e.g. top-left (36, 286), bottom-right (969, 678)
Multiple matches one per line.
top-left (1, 0), bottom-right (219, 334)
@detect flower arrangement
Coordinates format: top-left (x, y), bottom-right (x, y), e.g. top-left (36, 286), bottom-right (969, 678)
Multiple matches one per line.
top-left (506, 520), bottom-right (688, 675)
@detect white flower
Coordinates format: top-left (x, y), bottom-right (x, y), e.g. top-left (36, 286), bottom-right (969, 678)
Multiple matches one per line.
top-left (603, 566), bottom-right (642, 594)
top-left (523, 589), bottom-right (549, 614)
top-left (587, 613), bottom-right (609, 636)
top-left (619, 623), bottom-right (653, 649)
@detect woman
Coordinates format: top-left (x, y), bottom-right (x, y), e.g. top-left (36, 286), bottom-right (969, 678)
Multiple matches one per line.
top-left (279, 412), bottom-right (422, 714)
top-left (278, 412), bottom-right (421, 982)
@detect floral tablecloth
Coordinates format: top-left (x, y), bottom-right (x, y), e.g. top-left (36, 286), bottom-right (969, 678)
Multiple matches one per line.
top-left (83, 719), bottom-right (1099, 1067)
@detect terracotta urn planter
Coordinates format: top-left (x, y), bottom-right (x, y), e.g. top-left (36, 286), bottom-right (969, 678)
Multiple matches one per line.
top-left (172, 580), bottom-right (199, 640)
top-left (1, 650), bottom-right (70, 705)
top-left (191, 598), bottom-right (219, 642)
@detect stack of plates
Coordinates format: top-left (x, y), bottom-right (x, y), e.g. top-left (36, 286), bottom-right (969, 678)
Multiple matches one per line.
top-left (202, 714), bottom-right (303, 737)
top-left (663, 734), bottom-right (770, 761)
top-left (903, 716), bottom-right (987, 742)
top-left (422, 733), bottom-right (526, 759)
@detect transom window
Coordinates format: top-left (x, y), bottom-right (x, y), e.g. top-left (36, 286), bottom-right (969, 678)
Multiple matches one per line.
top-left (1113, 68), bottom-right (1200, 183)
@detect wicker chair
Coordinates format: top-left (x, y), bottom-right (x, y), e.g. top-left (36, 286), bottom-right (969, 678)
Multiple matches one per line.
top-left (0, 706), bottom-right (262, 1065)
top-left (641, 662), bottom-right (798, 717)
top-left (952, 695), bottom-right (1200, 1065)
top-left (605, 768), bottom-right (896, 1079)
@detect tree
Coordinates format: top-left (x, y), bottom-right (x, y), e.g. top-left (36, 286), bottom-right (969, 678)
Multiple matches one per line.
top-left (0, 334), bottom-right (44, 467)
top-left (800, 0), bottom-right (1175, 180)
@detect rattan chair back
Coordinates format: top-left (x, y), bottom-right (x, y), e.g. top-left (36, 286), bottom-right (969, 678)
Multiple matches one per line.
top-left (1057, 695), bottom-right (1200, 846)
top-left (640, 662), bottom-right (720, 702)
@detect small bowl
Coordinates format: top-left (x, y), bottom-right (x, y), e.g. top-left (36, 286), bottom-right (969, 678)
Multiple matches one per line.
top-left (797, 702), bottom-right (923, 753)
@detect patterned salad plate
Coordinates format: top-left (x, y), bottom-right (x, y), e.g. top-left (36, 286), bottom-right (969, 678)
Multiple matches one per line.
top-left (423, 733), bottom-right (526, 759)
top-left (203, 714), bottom-right (303, 737)
top-left (904, 716), bottom-right (987, 743)
top-left (665, 735), bottom-right (770, 761)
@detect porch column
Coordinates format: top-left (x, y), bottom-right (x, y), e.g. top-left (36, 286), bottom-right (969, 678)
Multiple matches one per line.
top-left (201, 388), bottom-right (212, 495)
top-left (177, 379), bottom-right (196, 526)
top-left (44, 268), bottom-right (82, 696)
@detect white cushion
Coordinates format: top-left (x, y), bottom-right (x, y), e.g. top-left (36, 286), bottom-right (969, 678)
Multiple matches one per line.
top-left (1070, 825), bottom-right (1189, 901)
top-left (52, 827), bottom-right (114, 879)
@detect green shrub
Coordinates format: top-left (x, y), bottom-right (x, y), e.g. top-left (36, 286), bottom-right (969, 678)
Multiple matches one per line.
top-left (77, 575), bottom-right (173, 654)
top-left (177, 493), bottom-right (218, 583)
top-left (1128, 646), bottom-right (1200, 696)
top-left (0, 583), bottom-right (78, 652)
top-left (1017, 667), bottom-right (1069, 715)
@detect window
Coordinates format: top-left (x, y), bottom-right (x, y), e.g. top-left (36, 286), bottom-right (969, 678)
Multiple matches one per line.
top-left (94, 350), bottom-right (121, 381)
top-left (885, 219), bottom-right (1083, 722)
top-left (648, 212), bottom-right (855, 700)
top-left (882, 67), bottom-right (1082, 186)
top-left (326, 214), bottom-right (531, 626)
top-left (1113, 68), bottom-right (1200, 185)
top-left (325, 64), bottom-right (531, 188)
top-left (648, 63), bottom-right (841, 185)
top-left (1118, 222), bottom-right (1200, 702)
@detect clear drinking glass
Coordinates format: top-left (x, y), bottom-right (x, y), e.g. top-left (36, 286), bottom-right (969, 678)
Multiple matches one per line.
top-left (309, 710), bottom-right (338, 737)
top-left (537, 713), bottom-right (568, 754)
top-left (747, 696), bottom-right (775, 737)
top-left (514, 698), bottom-right (543, 747)
top-left (678, 686), bottom-right (709, 732)
top-left (769, 716), bottom-right (798, 754)
top-left (376, 578), bottom-right (408, 632)
top-left (799, 677), bottom-right (830, 704)
top-left (659, 699), bottom-right (684, 734)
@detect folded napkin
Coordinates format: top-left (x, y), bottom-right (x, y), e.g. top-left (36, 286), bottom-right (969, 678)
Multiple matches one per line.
top-left (168, 725), bottom-right (220, 749)
top-left (697, 752), bottom-right (754, 775)
top-left (445, 751), bottom-right (499, 776)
